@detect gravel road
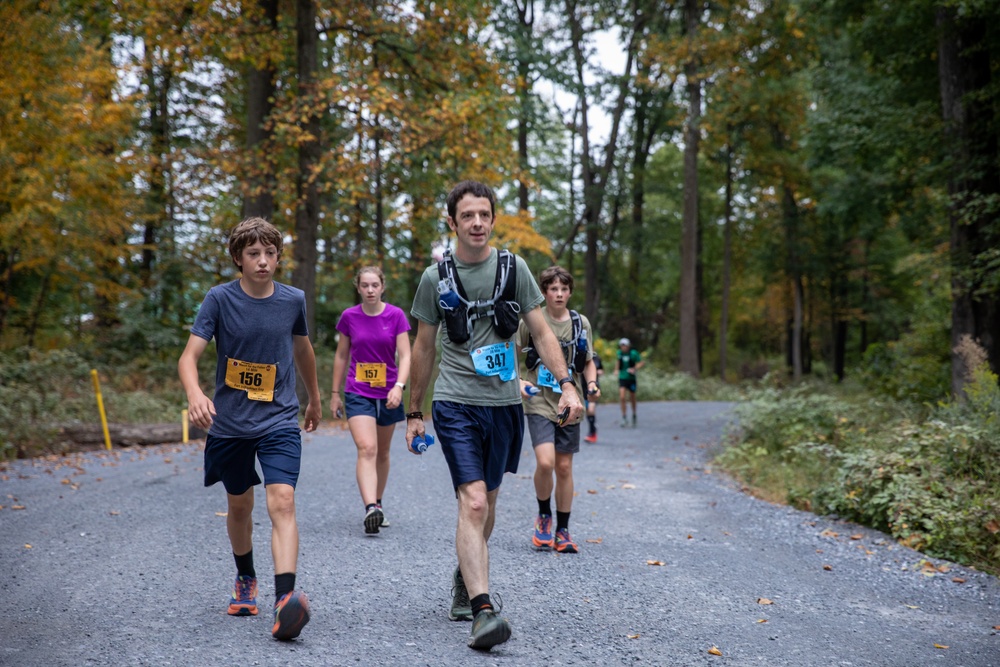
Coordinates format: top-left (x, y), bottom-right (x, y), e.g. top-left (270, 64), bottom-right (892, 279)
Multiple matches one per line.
top-left (1, 401), bottom-right (997, 666)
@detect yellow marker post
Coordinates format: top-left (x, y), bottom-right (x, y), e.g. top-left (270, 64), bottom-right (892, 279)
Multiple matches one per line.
top-left (90, 369), bottom-right (112, 450)
top-left (182, 409), bottom-right (189, 444)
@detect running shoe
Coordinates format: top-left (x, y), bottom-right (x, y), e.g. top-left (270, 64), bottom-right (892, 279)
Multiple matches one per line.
top-left (620, 417), bottom-right (628, 428)
top-left (377, 503), bottom-right (390, 527)
top-left (364, 505), bottom-right (384, 534)
top-left (632, 414), bottom-right (637, 428)
top-left (532, 513), bottom-right (554, 549)
top-left (227, 575), bottom-right (258, 616)
top-left (449, 567), bottom-right (472, 621)
top-left (584, 432), bottom-right (598, 443)
top-left (554, 528), bottom-right (579, 554)
top-left (271, 590), bottom-right (310, 640)
top-left (467, 610), bottom-right (512, 650)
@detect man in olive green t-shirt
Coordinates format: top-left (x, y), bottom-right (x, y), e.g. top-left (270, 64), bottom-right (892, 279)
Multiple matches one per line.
top-left (406, 180), bottom-right (583, 651)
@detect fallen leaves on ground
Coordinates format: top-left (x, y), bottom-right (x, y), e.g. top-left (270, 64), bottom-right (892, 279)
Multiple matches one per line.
top-left (934, 644), bottom-right (949, 649)
top-left (708, 646), bottom-right (723, 656)
top-left (823, 564), bottom-right (833, 571)
top-left (756, 619), bottom-right (768, 623)
top-left (952, 577), bottom-right (966, 584)
top-left (24, 544), bottom-right (32, 549)
top-left (215, 512), bottom-right (228, 517)
top-left (587, 489), bottom-right (598, 494)
top-left (757, 598), bottom-right (774, 605)
top-left (586, 537), bottom-right (603, 544)
top-left (820, 529), bottom-right (839, 538)
top-left (850, 533), bottom-right (863, 540)
top-left (646, 560), bottom-right (665, 566)
top-left (627, 633), bottom-right (640, 639)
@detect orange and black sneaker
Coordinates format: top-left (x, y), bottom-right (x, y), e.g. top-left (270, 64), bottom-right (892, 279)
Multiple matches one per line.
top-left (227, 575), bottom-right (258, 616)
top-left (554, 528), bottom-right (579, 554)
top-left (532, 514), bottom-right (554, 550)
top-left (584, 432), bottom-right (597, 443)
top-left (272, 590), bottom-right (310, 640)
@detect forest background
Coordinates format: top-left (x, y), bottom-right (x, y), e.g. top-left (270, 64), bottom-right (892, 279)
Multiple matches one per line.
top-left (1, 0), bottom-right (998, 573)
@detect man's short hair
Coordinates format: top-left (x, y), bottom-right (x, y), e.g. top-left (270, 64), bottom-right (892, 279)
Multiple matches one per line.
top-left (228, 217), bottom-right (283, 269)
top-left (446, 180), bottom-right (496, 221)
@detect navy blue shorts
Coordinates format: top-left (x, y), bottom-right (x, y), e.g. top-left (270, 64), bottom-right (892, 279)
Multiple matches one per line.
top-left (345, 392), bottom-right (404, 426)
top-left (432, 401), bottom-right (524, 493)
top-left (204, 427), bottom-right (302, 495)
top-left (619, 377), bottom-right (637, 393)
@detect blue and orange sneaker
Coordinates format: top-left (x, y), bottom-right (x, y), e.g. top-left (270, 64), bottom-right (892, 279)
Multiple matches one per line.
top-left (554, 528), bottom-right (579, 554)
top-left (227, 575), bottom-right (258, 616)
top-left (532, 514), bottom-right (554, 550)
top-left (272, 590), bottom-right (310, 640)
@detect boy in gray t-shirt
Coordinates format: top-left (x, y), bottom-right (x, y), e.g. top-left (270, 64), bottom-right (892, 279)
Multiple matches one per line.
top-left (178, 217), bottom-right (321, 642)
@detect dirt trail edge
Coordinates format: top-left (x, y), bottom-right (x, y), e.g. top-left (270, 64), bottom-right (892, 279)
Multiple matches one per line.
top-left (1, 401), bottom-right (997, 666)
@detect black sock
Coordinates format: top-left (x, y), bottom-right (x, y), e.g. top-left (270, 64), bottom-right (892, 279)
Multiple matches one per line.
top-left (587, 415), bottom-right (596, 433)
top-left (377, 498), bottom-right (382, 506)
top-left (366, 502), bottom-right (377, 512)
top-left (471, 593), bottom-right (493, 617)
top-left (537, 497), bottom-right (552, 516)
top-left (556, 511), bottom-right (571, 532)
top-left (274, 572), bottom-right (296, 603)
top-left (234, 550), bottom-right (255, 578)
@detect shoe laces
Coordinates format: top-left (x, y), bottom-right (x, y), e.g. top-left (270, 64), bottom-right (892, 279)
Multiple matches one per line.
top-left (451, 572), bottom-right (470, 608)
top-left (234, 575), bottom-right (256, 599)
top-left (536, 514), bottom-right (552, 532)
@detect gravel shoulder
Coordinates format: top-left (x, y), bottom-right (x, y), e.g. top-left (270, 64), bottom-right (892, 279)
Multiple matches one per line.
top-left (1, 401), bottom-right (997, 666)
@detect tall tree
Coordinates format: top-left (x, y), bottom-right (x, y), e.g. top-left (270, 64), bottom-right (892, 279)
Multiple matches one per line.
top-left (677, 0), bottom-right (701, 375)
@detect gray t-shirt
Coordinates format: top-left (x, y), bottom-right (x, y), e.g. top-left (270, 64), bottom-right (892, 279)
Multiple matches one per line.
top-left (516, 309), bottom-right (594, 420)
top-left (190, 280), bottom-right (309, 437)
top-left (411, 248), bottom-right (543, 406)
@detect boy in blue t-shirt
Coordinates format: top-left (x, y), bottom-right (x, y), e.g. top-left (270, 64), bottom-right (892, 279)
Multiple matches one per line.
top-left (178, 217), bottom-right (322, 641)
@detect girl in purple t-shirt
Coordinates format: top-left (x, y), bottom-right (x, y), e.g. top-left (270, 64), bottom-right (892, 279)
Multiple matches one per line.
top-left (330, 266), bottom-right (412, 535)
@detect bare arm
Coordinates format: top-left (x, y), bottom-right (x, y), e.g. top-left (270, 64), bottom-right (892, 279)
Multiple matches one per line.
top-left (178, 334), bottom-right (215, 430)
top-left (293, 335), bottom-right (322, 432)
top-left (386, 330), bottom-right (412, 410)
top-left (522, 308), bottom-right (583, 422)
top-left (405, 320), bottom-right (438, 451)
top-left (329, 333), bottom-right (351, 419)
top-left (584, 358), bottom-right (601, 399)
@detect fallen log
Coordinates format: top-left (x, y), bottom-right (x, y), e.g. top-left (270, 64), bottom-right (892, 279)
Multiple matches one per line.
top-left (57, 423), bottom-right (207, 447)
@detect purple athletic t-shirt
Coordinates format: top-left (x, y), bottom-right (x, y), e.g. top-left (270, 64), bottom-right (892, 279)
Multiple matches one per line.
top-left (336, 303), bottom-right (410, 399)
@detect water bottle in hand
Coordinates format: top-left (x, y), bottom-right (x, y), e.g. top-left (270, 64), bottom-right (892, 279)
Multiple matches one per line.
top-left (525, 385), bottom-right (539, 398)
top-left (412, 434), bottom-right (435, 454)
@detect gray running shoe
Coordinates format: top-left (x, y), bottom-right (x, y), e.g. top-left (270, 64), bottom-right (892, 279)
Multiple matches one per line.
top-left (449, 567), bottom-right (472, 621)
top-left (631, 414), bottom-right (637, 427)
top-left (467, 610), bottom-right (512, 650)
top-left (364, 506), bottom-right (383, 534)
top-left (377, 504), bottom-right (390, 527)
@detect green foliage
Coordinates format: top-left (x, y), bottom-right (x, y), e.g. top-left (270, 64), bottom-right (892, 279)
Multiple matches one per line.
top-left (716, 375), bottom-right (1000, 575)
top-left (0, 349), bottom-right (180, 460)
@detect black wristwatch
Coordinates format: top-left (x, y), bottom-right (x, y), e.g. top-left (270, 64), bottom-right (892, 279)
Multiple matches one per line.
top-left (557, 377), bottom-right (574, 388)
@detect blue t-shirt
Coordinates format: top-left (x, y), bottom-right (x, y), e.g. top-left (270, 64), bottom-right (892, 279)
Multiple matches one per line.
top-left (190, 280), bottom-right (309, 438)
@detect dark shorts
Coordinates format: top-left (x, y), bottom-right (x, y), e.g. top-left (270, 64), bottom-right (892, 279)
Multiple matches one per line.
top-left (432, 401), bottom-right (524, 493)
top-left (526, 413), bottom-right (580, 454)
top-left (619, 377), bottom-right (637, 393)
top-left (204, 427), bottom-right (302, 495)
top-left (345, 392), bottom-right (404, 426)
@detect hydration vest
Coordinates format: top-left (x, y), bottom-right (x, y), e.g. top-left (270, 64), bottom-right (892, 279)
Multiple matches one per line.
top-left (436, 249), bottom-right (520, 345)
top-left (523, 309), bottom-right (588, 375)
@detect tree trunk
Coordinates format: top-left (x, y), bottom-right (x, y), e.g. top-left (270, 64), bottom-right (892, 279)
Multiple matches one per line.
top-left (719, 139), bottom-right (733, 381)
top-left (293, 0), bottom-right (320, 336)
top-left (242, 0), bottom-right (278, 221)
top-left (936, 7), bottom-right (1000, 396)
top-left (678, 0), bottom-right (701, 377)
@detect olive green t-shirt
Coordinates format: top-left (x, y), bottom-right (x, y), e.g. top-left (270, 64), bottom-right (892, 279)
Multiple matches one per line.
top-left (516, 308), bottom-right (594, 422)
top-left (411, 248), bottom-right (544, 406)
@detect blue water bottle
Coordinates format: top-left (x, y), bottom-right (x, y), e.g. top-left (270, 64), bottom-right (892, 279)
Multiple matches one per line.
top-left (525, 385), bottom-right (539, 398)
top-left (576, 329), bottom-right (588, 357)
top-left (412, 434), bottom-right (435, 454)
top-left (437, 279), bottom-right (460, 311)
